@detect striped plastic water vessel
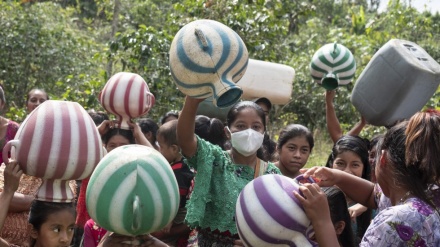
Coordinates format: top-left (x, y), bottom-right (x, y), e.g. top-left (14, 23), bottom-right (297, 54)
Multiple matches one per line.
top-left (99, 72), bottom-right (155, 129)
top-left (310, 42), bottom-right (356, 90)
top-left (169, 19), bottom-right (248, 108)
top-left (2, 100), bottom-right (105, 202)
top-left (86, 145), bottom-right (179, 236)
top-left (236, 174), bottom-right (317, 247)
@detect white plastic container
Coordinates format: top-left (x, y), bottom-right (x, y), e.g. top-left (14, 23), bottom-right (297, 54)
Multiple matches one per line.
top-left (196, 59), bottom-right (295, 121)
top-left (237, 59), bottom-right (295, 105)
top-left (351, 39), bottom-right (440, 126)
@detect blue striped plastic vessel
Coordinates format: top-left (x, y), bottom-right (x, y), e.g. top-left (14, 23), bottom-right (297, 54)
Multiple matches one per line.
top-left (169, 19), bottom-right (248, 108)
top-left (236, 174), bottom-right (317, 247)
top-left (310, 43), bottom-right (356, 90)
top-left (86, 145), bottom-right (179, 236)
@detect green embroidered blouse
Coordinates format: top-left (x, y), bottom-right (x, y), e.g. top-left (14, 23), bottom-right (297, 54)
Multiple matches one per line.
top-left (184, 136), bottom-right (280, 234)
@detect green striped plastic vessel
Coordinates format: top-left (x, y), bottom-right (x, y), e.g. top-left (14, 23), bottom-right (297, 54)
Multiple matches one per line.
top-left (310, 43), bottom-right (356, 90)
top-left (86, 145), bottom-right (179, 236)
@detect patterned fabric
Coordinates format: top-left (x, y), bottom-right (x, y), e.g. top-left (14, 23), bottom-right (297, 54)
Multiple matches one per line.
top-left (0, 120), bottom-right (19, 165)
top-left (186, 228), bottom-right (238, 247)
top-left (82, 219), bottom-right (107, 247)
top-left (361, 186), bottom-right (440, 247)
top-left (184, 136), bottom-right (280, 242)
top-left (171, 159), bottom-right (194, 209)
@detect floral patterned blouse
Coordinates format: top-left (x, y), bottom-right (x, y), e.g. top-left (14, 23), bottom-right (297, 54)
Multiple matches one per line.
top-left (361, 185), bottom-right (440, 246)
top-left (184, 136), bottom-right (280, 234)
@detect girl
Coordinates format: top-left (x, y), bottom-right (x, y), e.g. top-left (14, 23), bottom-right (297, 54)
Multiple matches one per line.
top-left (325, 135), bottom-right (372, 243)
top-left (322, 186), bottom-right (355, 247)
top-left (177, 97), bottom-right (280, 246)
top-left (297, 111), bottom-right (440, 246)
top-left (29, 201), bottom-right (76, 247)
top-left (275, 124), bottom-right (314, 179)
top-left (0, 161), bottom-right (76, 247)
top-left (26, 89), bottom-right (49, 113)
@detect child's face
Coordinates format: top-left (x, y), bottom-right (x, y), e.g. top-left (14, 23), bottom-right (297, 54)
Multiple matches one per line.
top-left (33, 209), bottom-right (75, 247)
top-left (157, 134), bottom-right (178, 163)
top-left (278, 136), bottom-right (311, 175)
top-left (332, 151), bottom-right (364, 178)
top-left (105, 134), bottom-right (130, 152)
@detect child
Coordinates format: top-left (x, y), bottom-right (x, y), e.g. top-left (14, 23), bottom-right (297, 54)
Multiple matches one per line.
top-left (138, 118), bottom-right (160, 151)
top-left (275, 124), bottom-right (314, 179)
top-left (152, 119), bottom-right (194, 246)
top-left (28, 200), bottom-right (77, 247)
top-left (322, 186), bottom-right (356, 247)
top-left (177, 97), bottom-right (280, 246)
top-left (325, 135), bottom-right (372, 244)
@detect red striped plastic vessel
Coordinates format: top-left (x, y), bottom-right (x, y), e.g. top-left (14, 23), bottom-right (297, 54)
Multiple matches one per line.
top-left (2, 100), bottom-right (105, 202)
top-left (99, 72), bottom-right (155, 129)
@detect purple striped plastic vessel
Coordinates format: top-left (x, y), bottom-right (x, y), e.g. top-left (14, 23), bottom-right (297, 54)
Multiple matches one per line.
top-left (235, 174), bottom-right (317, 247)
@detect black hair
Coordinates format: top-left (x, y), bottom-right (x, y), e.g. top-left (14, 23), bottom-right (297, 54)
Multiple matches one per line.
top-left (381, 118), bottom-right (437, 209)
top-left (195, 115), bottom-right (227, 150)
top-left (226, 101), bottom-right (268, 161)
top-left (326, 135), bottom-right (371, 181)
top-left (157, 119), bottom-right (178, 146)
top-left (138, 118), bottom-right (159, 144)
top-left (29, 200), bottom-right (76, 245)
top-left (277, 124), bottom-right (314, 152)
top-left (160, 110), bottom-right (179, 125)
top-left (322, 187), bottom-right (355, 247)
top-left (87, 111), bottom-right (109, 126)
top-left (101, 128), bottom-right (135, 145)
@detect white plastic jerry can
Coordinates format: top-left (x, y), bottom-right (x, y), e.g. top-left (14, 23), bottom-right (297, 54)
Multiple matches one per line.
top-left (351, 39), bottom-right (440, 126)
top-left (237, 59), bottom-right (295, 105)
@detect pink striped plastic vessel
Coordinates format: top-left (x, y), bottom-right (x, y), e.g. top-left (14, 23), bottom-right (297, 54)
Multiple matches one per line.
top-left (99, 72), bottom-right (155, 129)
top-left (2, 100), bottom-right (106, 202)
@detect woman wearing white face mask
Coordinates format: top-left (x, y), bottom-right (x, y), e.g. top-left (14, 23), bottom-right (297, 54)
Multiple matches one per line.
top-left (177, 97), bottom-right (281, 246)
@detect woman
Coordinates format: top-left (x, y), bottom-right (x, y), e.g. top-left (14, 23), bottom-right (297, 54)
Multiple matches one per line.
top-left (296, 110), bottom-right (440, 246)
top-left (177, 97), bottom-right (280, 246)
top-left (26, 89), bottom-right (49, 113)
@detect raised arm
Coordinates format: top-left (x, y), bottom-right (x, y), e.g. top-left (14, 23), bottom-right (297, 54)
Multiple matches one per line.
top-left (127, 121), bottom-right (153, 148)
top-left (301, 167), bottom-right (377, 209)
top-left (346, 115), bottom-right (367, 137)
top-left (0, 161), bottom-right (23, 231)
top-left (325, 90), bottom-right (343, 143)
top-left (177, 96), bottom-right (204, 158)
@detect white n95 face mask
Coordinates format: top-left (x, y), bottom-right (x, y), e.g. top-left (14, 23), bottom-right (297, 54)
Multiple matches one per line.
top-left (229, 127), bottom-right (265, 157)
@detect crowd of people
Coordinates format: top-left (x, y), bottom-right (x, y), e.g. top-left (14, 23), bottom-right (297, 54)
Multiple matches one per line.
top-left (0, 83), bottom-right (439, 247)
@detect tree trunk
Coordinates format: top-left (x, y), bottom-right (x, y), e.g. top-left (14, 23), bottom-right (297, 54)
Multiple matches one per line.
top-left (106, 0), bottom-right (121, 78)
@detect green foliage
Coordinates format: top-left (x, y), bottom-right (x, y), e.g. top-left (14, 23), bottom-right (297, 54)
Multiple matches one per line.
top-left (0, 0), bottom-right (439, 144)
top-left (0, 1), bottom-right (105, 121)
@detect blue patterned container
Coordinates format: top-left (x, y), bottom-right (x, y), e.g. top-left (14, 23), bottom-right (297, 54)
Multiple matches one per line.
top-left (169, 19), bottom-right (248, 108)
